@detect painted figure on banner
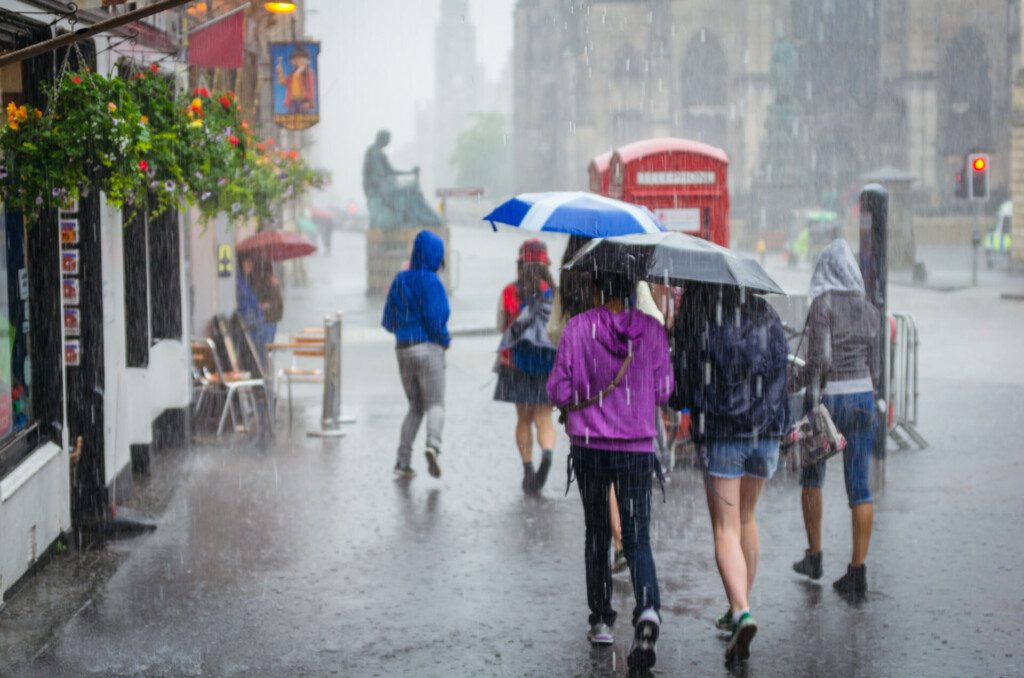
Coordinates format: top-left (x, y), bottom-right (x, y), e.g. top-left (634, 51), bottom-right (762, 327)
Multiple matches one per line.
top-left (270, 42), bottom-right (320, 130)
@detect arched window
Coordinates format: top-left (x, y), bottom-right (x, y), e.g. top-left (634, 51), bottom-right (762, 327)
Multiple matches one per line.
top-left (679, 29), bottom-right (729, 149)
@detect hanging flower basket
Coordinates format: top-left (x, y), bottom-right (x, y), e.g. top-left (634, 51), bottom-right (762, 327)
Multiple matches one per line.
top-left (0, 63), bottom-right (325, 226)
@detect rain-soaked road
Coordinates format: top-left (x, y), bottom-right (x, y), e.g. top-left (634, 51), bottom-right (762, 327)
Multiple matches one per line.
top-left (8, 225), bottom-right (1024, 676)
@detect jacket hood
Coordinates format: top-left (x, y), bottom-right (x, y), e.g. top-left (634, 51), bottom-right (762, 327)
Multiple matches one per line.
top-left (590, 306), bottom-right (648, 358)
top-left (809, 239), bottom-right (864, 301)
top-left (410, 230), bottom-right (444, 271)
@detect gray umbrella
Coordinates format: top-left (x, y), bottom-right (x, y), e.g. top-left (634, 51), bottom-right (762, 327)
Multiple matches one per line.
top-left (564, 231), bottom-right (786, 295)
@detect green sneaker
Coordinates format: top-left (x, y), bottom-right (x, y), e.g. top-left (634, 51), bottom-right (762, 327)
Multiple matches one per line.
top-left (715, 609), bottom-right (732, 631)
top-left (725, 612), bottom-right (757, 664)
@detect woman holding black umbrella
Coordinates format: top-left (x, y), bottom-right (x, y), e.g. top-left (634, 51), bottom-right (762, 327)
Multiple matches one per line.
top-left (670, 283), bottom-right (790, 666)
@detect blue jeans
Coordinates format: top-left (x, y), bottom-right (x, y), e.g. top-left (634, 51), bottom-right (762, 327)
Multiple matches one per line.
top-left (704, 437), bottom-right (781, 480)
top-left (800, 391), bottom-right (876, 507)
top-left (570, 446), bottom-right (660, 627)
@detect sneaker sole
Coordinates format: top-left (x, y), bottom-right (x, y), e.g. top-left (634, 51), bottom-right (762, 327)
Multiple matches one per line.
top-left (726, 622), bottom-right (757, 664)
top-left (425, 449), bottom-right (441, 478)
top-left (627, 620), bottom-right (659, 670)
top-left (587, 633), bottom-right (614, 646)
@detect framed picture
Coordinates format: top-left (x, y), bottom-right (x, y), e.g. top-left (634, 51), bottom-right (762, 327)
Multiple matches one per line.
top-left (60, 219), bottom-right (79, 245)
top-left (61, 249), bottom-right (80, 275)
top-left (62, 277), bottom-right (80, 305)
top-left (64, 340), bottom-right (81, 367)
top-left (64, 307), bottom-right (81, 336)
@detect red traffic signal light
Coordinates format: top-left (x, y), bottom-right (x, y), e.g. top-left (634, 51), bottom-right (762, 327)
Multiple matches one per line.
top-left (972, 156), bottom-right (987, 172)
top-left (967, 153), bottom-right (990, 201)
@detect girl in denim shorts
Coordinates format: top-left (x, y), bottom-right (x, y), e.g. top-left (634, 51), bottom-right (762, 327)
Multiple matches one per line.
top-left (670, 283), bottom-right (791, 666)
top-left (793, 239), bottom-right (882, 597)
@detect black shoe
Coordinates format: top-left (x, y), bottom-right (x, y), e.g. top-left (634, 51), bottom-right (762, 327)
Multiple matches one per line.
top-left (833, 563), bottom-right (867, 596)
top-left (793, 550), bottom-right (823, 580)
top-left (533, 450), bottom-right (553, 491)
top-left (424, 447), bottom-right (441, 478)
top-left (522, 463), bottom-right (537, 494)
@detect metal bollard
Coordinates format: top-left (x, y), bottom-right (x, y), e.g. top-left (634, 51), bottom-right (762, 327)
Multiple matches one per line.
top-left (308, 311), bottom-right (356, 438)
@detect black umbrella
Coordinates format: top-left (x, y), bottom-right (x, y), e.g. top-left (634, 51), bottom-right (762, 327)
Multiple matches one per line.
top-left (564, 231), bottom-right (786, 295)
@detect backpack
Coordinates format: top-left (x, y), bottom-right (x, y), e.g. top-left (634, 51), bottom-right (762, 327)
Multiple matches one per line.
top-left (674, 295), bottom-right (790, 436)
top-left (500, 298), bottom-right (557, 374)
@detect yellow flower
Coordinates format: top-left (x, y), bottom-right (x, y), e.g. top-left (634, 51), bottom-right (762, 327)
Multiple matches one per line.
top-left (139, 115), bottom-right (149, 125)
top-left (107, 102), bottom-right (117, 113)
top-left (189, 119), bottom-right (203, 128)
top-left (8, 121), bottom-right (18, 131)
top-left (14, 106), bottom-right (28, 123)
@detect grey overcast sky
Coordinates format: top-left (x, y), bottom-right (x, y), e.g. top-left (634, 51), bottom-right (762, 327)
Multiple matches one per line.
top-left (305, 0), bottom-right (516, 203)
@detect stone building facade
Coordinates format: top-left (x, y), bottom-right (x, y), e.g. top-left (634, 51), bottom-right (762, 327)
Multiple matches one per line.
top-left (514, 0), bottom-right (1016, 218)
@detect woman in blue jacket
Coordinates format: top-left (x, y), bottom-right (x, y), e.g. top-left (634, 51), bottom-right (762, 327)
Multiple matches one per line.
top-left (382, 230), bottom-right (451, 479)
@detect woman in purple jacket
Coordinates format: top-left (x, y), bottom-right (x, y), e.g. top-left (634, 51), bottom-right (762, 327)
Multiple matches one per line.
top-left (547, 272), bottom-right (673, 672)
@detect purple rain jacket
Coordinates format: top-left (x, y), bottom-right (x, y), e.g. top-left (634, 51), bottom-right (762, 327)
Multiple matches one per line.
top-left (547, 306), bottom-right (673, 453)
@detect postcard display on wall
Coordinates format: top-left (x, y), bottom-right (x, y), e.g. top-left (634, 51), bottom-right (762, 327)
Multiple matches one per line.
top-left (60, 208), bottom-right (81, 366)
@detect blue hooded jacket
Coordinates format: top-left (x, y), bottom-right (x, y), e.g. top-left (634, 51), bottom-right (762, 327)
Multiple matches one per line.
top-left (382, 230), bottom-right (451, 348)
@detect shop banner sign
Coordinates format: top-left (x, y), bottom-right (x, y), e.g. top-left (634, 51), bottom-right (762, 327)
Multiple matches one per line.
top-left (270, 42), bottom-right (320, 130)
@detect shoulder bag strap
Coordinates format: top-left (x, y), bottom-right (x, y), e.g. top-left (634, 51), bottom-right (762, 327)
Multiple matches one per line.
top-left (558, 353), bottom-right (634, 425)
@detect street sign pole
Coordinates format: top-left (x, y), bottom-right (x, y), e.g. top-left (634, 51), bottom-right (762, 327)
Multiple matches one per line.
top-left (971, 203), bottom-right (981, 287)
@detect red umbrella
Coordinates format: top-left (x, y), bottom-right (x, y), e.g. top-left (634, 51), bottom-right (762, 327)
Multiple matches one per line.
top-left (236, 230), bottom-right (317, 262)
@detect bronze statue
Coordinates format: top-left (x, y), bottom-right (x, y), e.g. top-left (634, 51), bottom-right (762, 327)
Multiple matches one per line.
top-left (363, 130), bottom-right (441, 229)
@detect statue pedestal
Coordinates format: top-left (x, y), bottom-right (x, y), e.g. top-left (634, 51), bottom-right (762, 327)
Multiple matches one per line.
top-left (365, 225), bottom-right (451, 295)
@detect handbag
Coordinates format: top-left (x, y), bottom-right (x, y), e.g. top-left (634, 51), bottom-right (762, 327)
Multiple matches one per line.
top-left (557, 353), bottom-right (633, 425)
top-left (784, 403), bottom-right (847, 467)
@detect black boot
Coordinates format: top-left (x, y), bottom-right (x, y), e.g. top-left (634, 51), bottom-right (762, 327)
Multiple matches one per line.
top-left (833, 563), bottom-right (867, 596)
top-left (533, 450), bottom-right (553, 491)
top-left (793, 550), bottom-right (823, 580)
top-left (522, 462), bottom-right (537, 494)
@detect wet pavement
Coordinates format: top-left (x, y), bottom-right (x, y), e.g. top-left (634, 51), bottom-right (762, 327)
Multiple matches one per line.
top-left (3, 225), bottom-right (1024, 676)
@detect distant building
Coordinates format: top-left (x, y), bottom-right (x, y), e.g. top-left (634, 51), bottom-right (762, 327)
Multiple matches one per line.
top-left (513, 0), bottom-right (1015, 214)
top-left (431, 0), bottom-right (486, 189)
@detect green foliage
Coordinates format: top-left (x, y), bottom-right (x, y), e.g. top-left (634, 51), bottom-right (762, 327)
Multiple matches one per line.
top-left (0, 65), bottom-right (325, 226)
top-left (449, 112), bottom-right (514, 197)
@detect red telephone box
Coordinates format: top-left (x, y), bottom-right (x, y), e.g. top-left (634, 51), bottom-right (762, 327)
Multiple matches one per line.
top-left (587, 151), bottom-right (613, 195)
top-left (607, 137), bottom-right (730, 247)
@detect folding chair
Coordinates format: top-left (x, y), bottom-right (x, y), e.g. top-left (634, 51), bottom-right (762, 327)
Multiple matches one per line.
top-left (206, 324), bottom-right (268, 437)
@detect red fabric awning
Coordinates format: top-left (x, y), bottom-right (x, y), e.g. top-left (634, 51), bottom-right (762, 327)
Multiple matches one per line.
top-left (188, 10), bottom-right (244, 69)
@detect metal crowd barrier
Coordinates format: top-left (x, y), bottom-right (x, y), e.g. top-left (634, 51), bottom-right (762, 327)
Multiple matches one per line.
top-left (307, 311), bottom-right (356, 438)
top-left (886, 312), bottom-right (927, 450)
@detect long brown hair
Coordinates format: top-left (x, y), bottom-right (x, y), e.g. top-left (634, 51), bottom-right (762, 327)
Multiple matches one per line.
top-left (558, 235), bottom-right (593, 318)
top-left (518, 261), bottom-right (555, 301)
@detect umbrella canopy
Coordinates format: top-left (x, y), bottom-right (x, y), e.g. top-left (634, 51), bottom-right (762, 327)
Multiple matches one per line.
top-left (296, 216), bottom-right (318, 235)
top-left (236, 230), bottom-right (317, 262)
top-left (565, 231), bottom-right (785, 295)
top-left (483, 191), bottom-right (666, 237)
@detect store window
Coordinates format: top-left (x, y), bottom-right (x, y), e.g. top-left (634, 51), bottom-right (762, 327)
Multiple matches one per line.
top-left (0, 61), bottom-right (36, 449)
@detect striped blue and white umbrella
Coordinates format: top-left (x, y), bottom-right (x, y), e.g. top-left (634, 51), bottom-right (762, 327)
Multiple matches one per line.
top-left (483, 191), bottom-right (666, 238)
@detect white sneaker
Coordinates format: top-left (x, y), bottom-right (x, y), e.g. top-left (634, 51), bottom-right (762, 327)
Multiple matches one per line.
top-left (587, 622), bottom-right (614, 646)
top-left (627, 608), bottom-right (660, 670)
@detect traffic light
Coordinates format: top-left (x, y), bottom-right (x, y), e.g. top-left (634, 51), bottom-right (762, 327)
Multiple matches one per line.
top-left (968, 152), bottom-right (989, 201)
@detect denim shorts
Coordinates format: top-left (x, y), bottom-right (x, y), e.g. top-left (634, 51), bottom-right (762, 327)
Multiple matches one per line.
top-left (800, 391), bottom-right (876, 507)
top-left (704, 437), bottom-right (780, 480)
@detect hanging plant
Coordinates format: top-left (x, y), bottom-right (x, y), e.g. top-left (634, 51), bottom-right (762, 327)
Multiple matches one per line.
top-left (0, 65), bottom-right (325, 226)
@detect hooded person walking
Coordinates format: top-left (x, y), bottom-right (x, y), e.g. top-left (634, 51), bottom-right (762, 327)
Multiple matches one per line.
top-left (793, 238), bottom-right (882, 596)
top-left (547, 271), bottom-right (673, 672)
top-left (382, 230), bottom-right (450, 479)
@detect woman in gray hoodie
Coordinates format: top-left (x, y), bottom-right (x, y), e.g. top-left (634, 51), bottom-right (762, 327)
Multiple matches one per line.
top-left (792, 239), bottom-right (882, 596)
